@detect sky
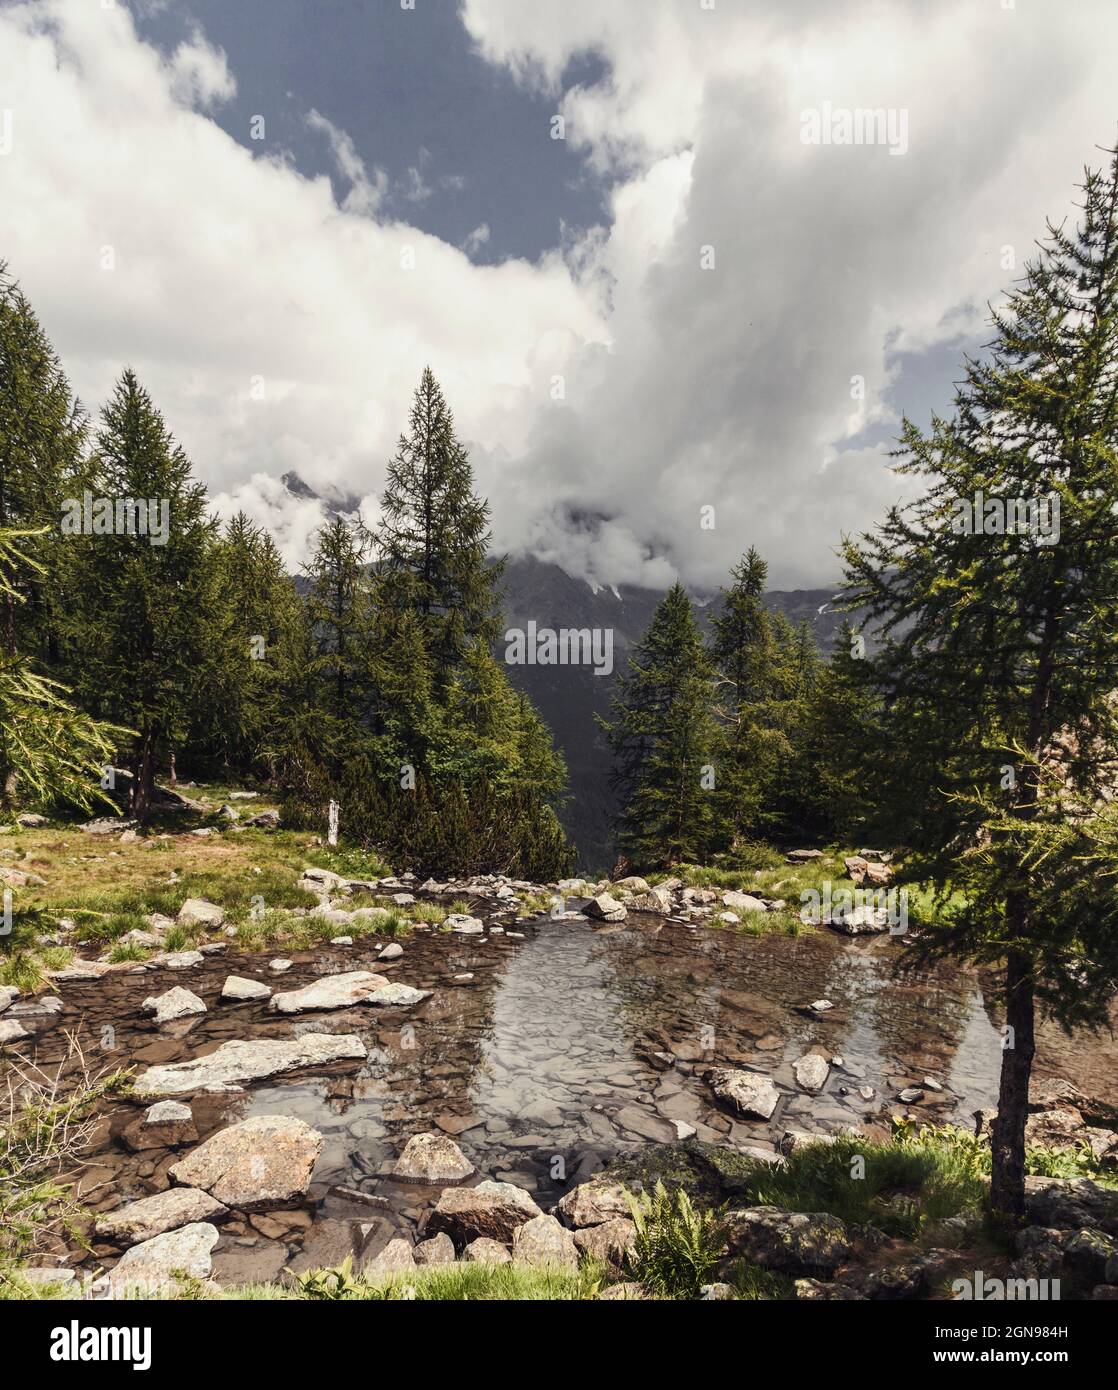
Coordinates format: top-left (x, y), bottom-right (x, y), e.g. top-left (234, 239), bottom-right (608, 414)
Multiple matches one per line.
top-left (0, 0), bottom-right (1116, 590)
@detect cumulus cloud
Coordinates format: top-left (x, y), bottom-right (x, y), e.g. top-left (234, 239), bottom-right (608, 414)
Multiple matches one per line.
top-left (2, 0), bottom-right (1117, 592)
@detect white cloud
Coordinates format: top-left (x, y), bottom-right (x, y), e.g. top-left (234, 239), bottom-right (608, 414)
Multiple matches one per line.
top-left (2, 0), bottom-right (1117, 593)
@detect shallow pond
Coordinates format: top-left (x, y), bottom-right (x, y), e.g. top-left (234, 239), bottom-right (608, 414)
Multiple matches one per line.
top-left (17, 913), bottom-right (1118, 1282)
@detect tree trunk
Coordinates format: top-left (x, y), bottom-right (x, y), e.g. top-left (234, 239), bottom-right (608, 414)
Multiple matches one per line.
top-left (989, 946), bottom-right (1036, 1218)
top-left (131, 730), bottom-right (155, 824)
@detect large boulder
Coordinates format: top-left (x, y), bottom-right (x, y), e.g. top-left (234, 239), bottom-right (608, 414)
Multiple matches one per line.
top-left (706, 1066), bottom-right (781, 1120)
top-left (511, 1214), bottom-right (579, 1269)
top-left (554, 1178), bottom-right (634, 1228)
top-left (630, 887), bottom-right (674, 915)
top-left (95, 1187), bottom-right (227, 1246)
top-left (108, 1222), bottom-right (219, 1296)
top-left (573, 1218), bottom-right (637, 1268)
top-left (586, 893), bottom-right (627, 923)
top-left (413, 1233), bottom-right (456, 1266)
top-left (176, 898), bottom-right (225, 928)
top-left (269, 971), bottom-right (430, 1014)
top-left (1024, 1177), bottom-right (1118, 1234)
top-left (169, 1115), bottom-right (323, 1210)
top-left (134, 1034), bottom-right (366, 1096)
top-left (393, 1132), bottom-right (475, 1185)
top-left (725, 1206), bottom-right (852, 1274)
top-left (722, 891), bottom-right (767, 913)
top-left (140, 987), bottom-right (207, 1024)
top-left (463, 1237), bottom-right (512, 1264)
top-left (428, 1180), bottom-right (541, 1245)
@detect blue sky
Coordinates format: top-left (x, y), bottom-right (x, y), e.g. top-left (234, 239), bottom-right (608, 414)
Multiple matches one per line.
top-left (134, 0), bottom-right (610, 263)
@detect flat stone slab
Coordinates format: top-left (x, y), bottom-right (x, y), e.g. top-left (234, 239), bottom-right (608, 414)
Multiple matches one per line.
top-left (95, 1187), bottom-right (227, 1246)
top-left (133, 1033), bottom-right (367, 1096)
top-left (221, 975), bottom-right (272, 1002)
top-left (169, 1114), bottom-right (323, 1210)
top-left (268, 971), bottom-right (394, 1014)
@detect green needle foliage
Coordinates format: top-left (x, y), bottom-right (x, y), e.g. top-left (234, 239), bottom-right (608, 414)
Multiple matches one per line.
top-left (842, 144), bottom-right (1118, 1217)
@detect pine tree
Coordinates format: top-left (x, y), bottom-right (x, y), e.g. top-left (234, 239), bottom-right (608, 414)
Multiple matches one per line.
top-left (0, 266), bottom-right (89, 663)
top-left (302, 514), bottom-right (374, 763)
top-left (843, 145), bottom-right (1118, 1217)
top-left (708, 549), bottom-right (788, 845)
top-left (376, 367), bottom-right (501, 679)
top-left (64, 370), bottom-right (220, 821)
top-left (601, 582), bottom-right (718, 868)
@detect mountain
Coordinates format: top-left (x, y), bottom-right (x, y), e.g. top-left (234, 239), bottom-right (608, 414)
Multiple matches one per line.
top-left (498, 554), bottom-right (846, 870)
top-left (280, 473), bottom-right (846, 869)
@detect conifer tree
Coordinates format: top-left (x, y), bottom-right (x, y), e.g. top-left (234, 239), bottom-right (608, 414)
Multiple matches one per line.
top-left (376, 367), bottom-right (501, 679)
top-left (64, 371), bottom-right (219, 821)
top-left (843, 146), bottom-right (1118, 1217)
top-left (302, 514), bottom-right (374, 762)
top-left (600, 582), bottom-right (718, 867)
top-left (0, 266), bottom-right (89, 662)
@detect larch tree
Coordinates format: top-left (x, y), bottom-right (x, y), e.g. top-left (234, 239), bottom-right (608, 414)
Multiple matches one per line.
top-left (843, 145), bottom-right (1118, 1217)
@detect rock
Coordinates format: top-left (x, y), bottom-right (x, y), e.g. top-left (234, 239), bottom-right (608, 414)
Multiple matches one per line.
top-left (221, 975), bottom-right (272, 1002)
top-left (122, 1100), bottom-right (198, 1151)
top-left (393, 1132), bottom-right (476, 1185)
top-left (267, 970), bottom-right (384, 1013)
top-left (586, 893), bottom-right (627, 923)
top-left (898, 1087), bottom-right (925, 1104)
top-left (630, 887), bottom-right (674, 914)
top-left (555, 1178), bottom-right (634, 1228)
top-left (829, 903), bottom-right (890, 935)
top-left (795, 1277), bottom-right (865, 1300)
top-left (573, 1218), bottom-right (636, 1268)
top-left (615, 1105), bottom-right (680, 1143)
top-left (794, 1054), bottom-right (830, 1094)
top-left (377, 942), bottom-right (404, 961)
top-left (134, 1033), bottom-right (366, 1096)
top-left (246, 809), bottom-right (280, 828)
top-left (169, 1115), bottom-right (323, 1210)
top-left (176, 898), bottom-right (225, 928)
top-left (0, 1019), bottom-right (26, 1046)
top-left (722, 890), bottom-right (767, 912)
top-left (50, 960), bottom-right (114, 982)
top-left (725, 1206), bottom-right (852, 1274)
top-left (706, 1066), bottom-right (781, 1120)
top-left (1063, 1228), bottom-right (1117, 1281)
top-left (141, 986), bottom-right (207, 1024)
top-left (0, 865), bottom-right (46, 886)
top-left (364, 982), bottom-right (431, 1008)
top-left (428, 1180), bottom-right (541, 1244)
top-left (446, 914), bottom-right (484, 934)
top-left (95, 1187), bottom-right (227, 1246)
top-left (108, 1222), bottom-right (219, 1295)
top-left (699, 1281), bottom-right (735, 1300)
top-left (596, 1280), bottom-right (647, 1299)
top-left (269, 958), bottom-right (294, 973)
top-left (16, 812), bottom-right (48, 828)
top-left (413, 1233), bottom-right (456, 1266)
top-left (365, 1237), bottom-right (415, 1274)
top-left (511, 1213), bottom-right (579, 1269)
top-left (0, 985), bottom-right (18, 1013)
top-left (463, 1237), bottom-right (511, 1264)
top-left (614, 876), bottom-right (651, 894)
top-left (152, 950), bottom-right (205, 969)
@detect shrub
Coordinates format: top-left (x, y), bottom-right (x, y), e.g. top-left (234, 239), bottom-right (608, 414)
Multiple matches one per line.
top-left (626, 1181), bottom-right (729, 1298)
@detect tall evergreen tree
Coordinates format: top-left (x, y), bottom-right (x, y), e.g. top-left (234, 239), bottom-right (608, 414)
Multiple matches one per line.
top-left (64, 370), bottom-right (220, 821)
top-left (302, 514), bottom-right (374, 761)
top-left (601, 582), bottom-right (718, 868)
top-left (843, 146), bottom-right (1118, 1217)
top-left (0, 266), bottom-right (89, 662)
top-left (376, 367), bottom-right (501, 679)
